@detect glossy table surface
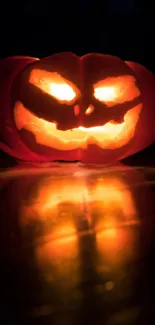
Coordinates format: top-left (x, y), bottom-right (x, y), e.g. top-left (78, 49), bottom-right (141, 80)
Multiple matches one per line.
top-left (0, 163), bottom-right (155, 324)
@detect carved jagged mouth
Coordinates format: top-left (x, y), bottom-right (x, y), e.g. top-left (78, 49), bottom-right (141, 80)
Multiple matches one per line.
top-left (14, 101), bottom-right (142, 150)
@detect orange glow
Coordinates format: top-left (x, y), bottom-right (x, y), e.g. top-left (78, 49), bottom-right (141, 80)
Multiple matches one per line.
top-left (29, 69), bottom-right (80, 104)
top-left (19, 172), bottom-right (139, 281)
top-left (91, 178), bottom-right (138, 231)
top-left (34, 211), bottom-right (79, 285)
top-left (35, 230), bottom-right (80, 286)
top-left (74, 104), bottom-right (80, 116)
top-left (20, 175), bottom-right (138, 235)
top-left (94, 75), bottom-right (140, 106)
top-left (20, 177), bottom-right (87, 227)
top-left (94, 179), bottom-right (139, 267)
top-left (96, 226), bottom-right (138, 268)
top-left (14, 101), bottom-right (142, 150)
top-left (20, 178), bottom-right (81, 284)
top-left (85, 105), bottom-right (94, 115)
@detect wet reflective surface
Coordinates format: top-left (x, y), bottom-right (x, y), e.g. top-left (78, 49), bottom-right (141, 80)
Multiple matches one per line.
top-left (0, 163), bottom-right (155, 324)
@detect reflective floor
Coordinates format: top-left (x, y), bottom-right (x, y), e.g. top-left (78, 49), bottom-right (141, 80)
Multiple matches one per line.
top-left (0, 163), bottom-right (155, 324)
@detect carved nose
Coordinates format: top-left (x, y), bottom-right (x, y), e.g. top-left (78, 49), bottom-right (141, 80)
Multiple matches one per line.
top-left (85, 104), bottom-right (94, 115)
top-left (74, 104), bottom-right (80, 116)
top-left (74, 104), bottom-right (94, 116)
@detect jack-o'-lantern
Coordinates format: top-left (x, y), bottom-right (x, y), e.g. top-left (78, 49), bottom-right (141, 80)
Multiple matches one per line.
top-left (0, 53), bottom-right (155, 164)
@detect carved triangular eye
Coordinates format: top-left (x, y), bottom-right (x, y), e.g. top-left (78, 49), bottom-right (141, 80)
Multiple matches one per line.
top-left (93, 75), bottom-right (140, 106)
top-left (29, 69), bottom-right (81, 105)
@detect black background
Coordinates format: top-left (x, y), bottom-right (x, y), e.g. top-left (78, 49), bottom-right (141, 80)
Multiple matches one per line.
top-left (0, 1), bottom-right (154, 70)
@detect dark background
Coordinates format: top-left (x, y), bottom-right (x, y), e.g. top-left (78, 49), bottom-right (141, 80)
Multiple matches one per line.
top-left (0, 1), bottom-right (153, 69)
top-left (0, 0), bottom-right (155, 167)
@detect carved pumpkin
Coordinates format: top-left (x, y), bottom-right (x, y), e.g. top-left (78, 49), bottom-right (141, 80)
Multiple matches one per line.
top-left (0, 53), bottom-right (155, 164)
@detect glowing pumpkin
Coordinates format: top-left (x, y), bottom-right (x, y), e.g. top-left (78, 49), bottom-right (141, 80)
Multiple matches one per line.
top-left (0, 53), bottom-right (155, 164)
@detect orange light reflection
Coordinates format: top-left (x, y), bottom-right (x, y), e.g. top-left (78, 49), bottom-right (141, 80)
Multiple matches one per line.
top-left (20, 176), bottom-right (139, 238)
top-left (20, 172), bottom-right (139, 282)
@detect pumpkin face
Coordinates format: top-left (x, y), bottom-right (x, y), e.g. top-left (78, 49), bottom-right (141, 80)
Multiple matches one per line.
top-left (0, 53), bottom-right (155, 163)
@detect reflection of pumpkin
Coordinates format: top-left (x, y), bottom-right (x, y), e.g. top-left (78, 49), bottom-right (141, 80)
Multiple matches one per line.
top-left (10, 164), bottom-right (151, 290)
top-left (0, 53), bottom-right (155, 163)
top-left (20, 171), bottom-right (139, 234)
top-left (0, 164), bottom-right (149, 248)
top-left (0, 164), bottom-right (154, 312)
top-left (24, 170), bottom-right (140, 281)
